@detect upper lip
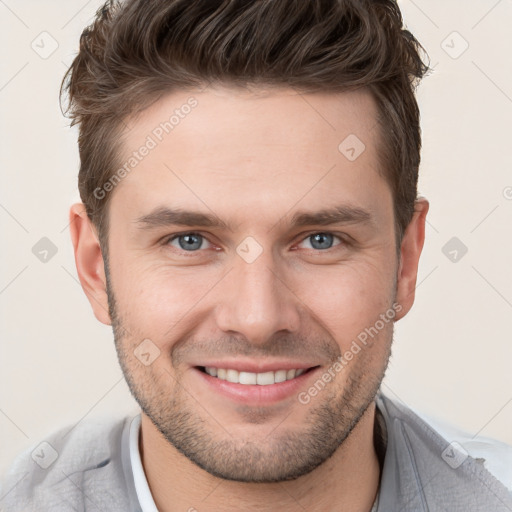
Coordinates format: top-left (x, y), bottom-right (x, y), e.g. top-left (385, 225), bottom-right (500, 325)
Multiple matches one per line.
top-left (194, 360), bottom-right (320, 373)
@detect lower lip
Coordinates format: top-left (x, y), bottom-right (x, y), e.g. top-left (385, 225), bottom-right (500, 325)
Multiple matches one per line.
top-left (192, 366), bottom-right (321, 405)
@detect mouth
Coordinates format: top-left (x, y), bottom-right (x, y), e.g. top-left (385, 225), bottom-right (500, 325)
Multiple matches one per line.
top-left (196, 366), bottom-right (319, 385)
top-left (193, 364), bottom-right (322, 405)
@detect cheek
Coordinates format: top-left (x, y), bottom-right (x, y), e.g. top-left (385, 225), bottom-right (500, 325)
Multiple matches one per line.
top-left (110, 258), bottom-right (218, 340)
top-left (293, 262), bottom-right (394, 348)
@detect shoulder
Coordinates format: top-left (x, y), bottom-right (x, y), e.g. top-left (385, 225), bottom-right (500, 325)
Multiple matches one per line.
top-left (0, 412), bottom-right (138, 511)
top-left (411, 403), bottom-right (512, 492)
top-left (375, 390), bottom-right (512, 506)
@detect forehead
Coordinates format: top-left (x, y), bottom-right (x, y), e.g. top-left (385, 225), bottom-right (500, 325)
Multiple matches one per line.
top-left (123, 84), bottom-right (380, 156)
top-left (110, 85), bottom-right (389, 226)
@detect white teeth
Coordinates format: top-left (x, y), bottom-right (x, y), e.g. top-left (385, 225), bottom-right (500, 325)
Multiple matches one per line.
top-left (239, 371), bottom-right (257, 385)
top-left (256, 371), bottom-right (275, 385)
top-left (286, 369), bottom-right (296, 380)
top-left (274, 370), bottom-right (287, 383)
top-left (226, 369), bottom-right (239, 383)
top-left (203, 367), bottom-right (309, 385)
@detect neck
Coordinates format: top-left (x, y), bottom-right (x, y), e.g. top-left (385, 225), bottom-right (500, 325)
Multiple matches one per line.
top-left (139, 403), bottom-right (380, 512)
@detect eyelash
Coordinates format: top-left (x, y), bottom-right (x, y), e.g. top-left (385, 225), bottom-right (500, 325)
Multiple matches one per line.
top-left (161, 231), bottom-right (350, 255)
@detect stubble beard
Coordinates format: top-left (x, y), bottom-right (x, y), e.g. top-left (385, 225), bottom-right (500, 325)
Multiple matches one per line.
top-left (104, 260), bottom-right (392, 483)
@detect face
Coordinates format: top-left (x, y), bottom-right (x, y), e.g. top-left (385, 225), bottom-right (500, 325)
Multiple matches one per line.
top-left (101, 86), bottom-right (402, 482)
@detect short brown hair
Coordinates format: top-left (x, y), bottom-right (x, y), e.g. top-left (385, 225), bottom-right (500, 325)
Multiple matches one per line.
top-left (61, 0), bottom-right (430, 258)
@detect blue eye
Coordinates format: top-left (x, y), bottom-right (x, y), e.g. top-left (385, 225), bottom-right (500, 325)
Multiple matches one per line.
top-left (167, 233), bottom-right (211, 251)
top-left (163, 231), bottom-right (345, 255)
top-left (298, 233), bottom-right (343, 251)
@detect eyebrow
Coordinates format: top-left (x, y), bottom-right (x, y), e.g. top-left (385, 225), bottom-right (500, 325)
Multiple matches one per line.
top-left (134, 207), bottom-right (232, 231)
top-left (289, 205), bottom-right (373, 228)
top-left (133, 204), bottom-right (375, 232)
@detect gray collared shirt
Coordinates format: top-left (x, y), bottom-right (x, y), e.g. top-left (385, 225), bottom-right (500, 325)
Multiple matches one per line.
top-left (1, 390), bottom-right (511, 511)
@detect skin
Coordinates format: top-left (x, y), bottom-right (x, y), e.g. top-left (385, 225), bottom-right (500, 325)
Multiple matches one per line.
top-left (69, 85), bottom-right (428, 511)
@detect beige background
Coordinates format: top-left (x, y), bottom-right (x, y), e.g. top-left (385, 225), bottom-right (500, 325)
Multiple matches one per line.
top-left (1, 0), bottom-right (511, 477)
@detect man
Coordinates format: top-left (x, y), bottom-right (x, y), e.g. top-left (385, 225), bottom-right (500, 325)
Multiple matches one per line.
top-left (1, 0), bottom-right (511, 510)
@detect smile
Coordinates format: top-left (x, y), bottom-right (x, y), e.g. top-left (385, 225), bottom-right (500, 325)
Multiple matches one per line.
top-left (200, 367), bottom-right (311, 385)
top-left (193, 364), bottom-right (322, 405)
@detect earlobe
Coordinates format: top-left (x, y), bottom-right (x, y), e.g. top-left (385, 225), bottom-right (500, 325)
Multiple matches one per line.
top-left (69, 203), bottom-right (112, 325)
top-left (394, 197), bottom-right (429, 321)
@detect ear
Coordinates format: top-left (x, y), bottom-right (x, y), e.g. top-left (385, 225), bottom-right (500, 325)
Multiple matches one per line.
top-left (69, 203), bottom-right (111, 325)
top-left (394, 197), bottom-right (429, 321)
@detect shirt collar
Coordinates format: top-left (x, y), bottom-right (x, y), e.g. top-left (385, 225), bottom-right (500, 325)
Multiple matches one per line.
top-left (129, 414), bottom-right (160, 512)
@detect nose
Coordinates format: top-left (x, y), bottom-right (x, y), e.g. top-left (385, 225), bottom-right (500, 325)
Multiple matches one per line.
top-left (214, 249), bottom-right (302, 345)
